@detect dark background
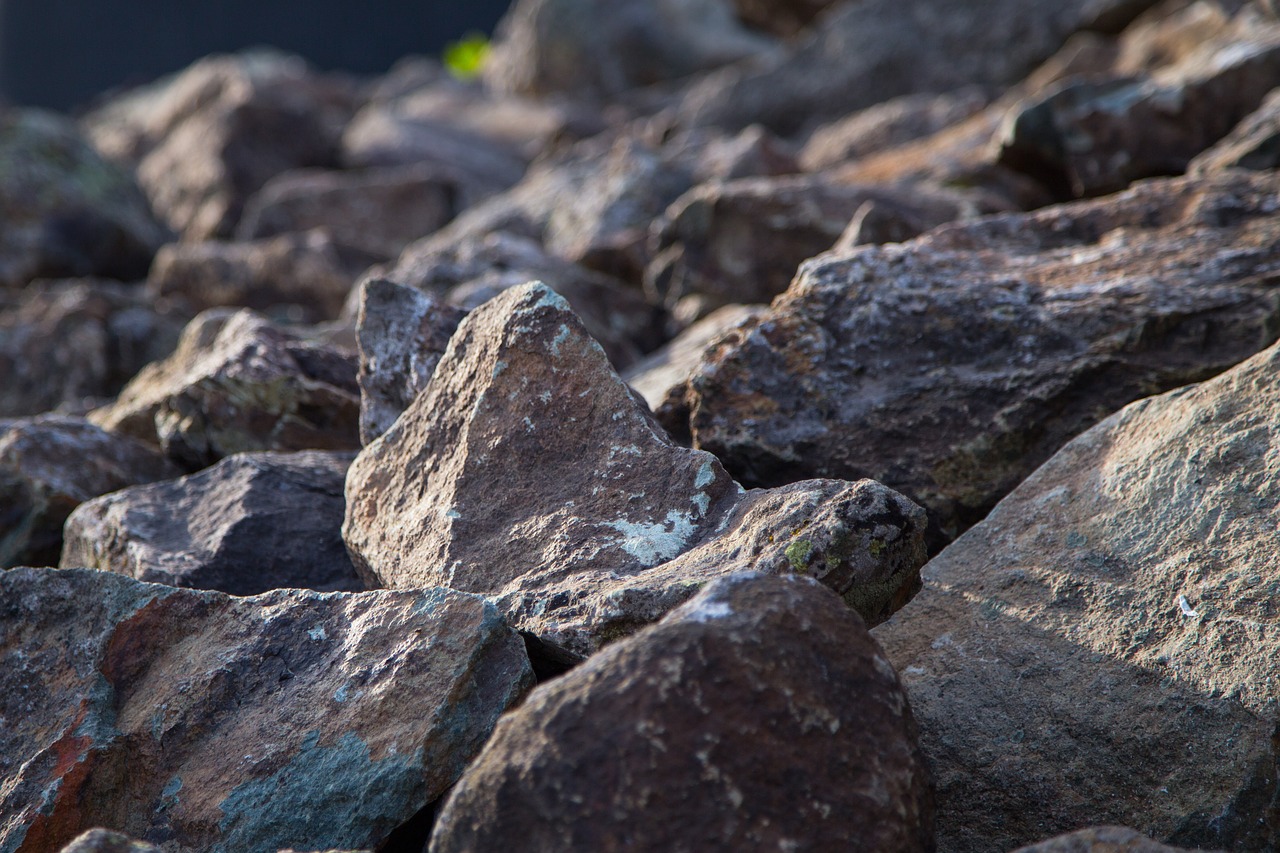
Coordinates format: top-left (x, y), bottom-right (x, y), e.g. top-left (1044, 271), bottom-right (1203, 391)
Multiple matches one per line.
top-left (0, 0), bottom-right (511, 111)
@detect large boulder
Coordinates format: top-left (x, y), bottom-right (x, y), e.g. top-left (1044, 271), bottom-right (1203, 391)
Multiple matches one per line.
top-left (61, 451), bottom-right (365, 595)
top-left (0, 567), bottom-right (533, 852)
top-left (428, 573), bottom-right (934, 853)
top-left (344, 283), bottom-right (927, 655)
top-left (661, 170), bottom-right (1280, 543)
top-left (872, 337), bottom-right (1280, 851)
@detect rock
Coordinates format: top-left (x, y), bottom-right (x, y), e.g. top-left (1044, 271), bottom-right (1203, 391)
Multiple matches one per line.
top-left (1189, 86), bottom-right (1280, 174)
top-left (730, 0), bottom-right (841, 38)
top-left (998, 19), bottom-right (1280, 198)
top-left (236, 165), bottom-right (456, 260)
top-left (147, 231), bottom-right (364, 324)
top-left (483, 0), bottom-right (774, 99)
top-left (651, 124), bottom-right (801, 184)
top-left (0, 416), bottom-right (178, 568)
top-left (90, 308), bottom-right (361, 469)
top-left (0, 110), bottom-right (169, 289)
top-left (344, 283), bottom-right (927, 654)
top-left (0, 567), bottom-right (533, 852)
top-left (54, 830), bottom-right (162, 853)
top-left (871, 338), bottom-right (1280, 851)
top-left (355, 279), bottom-right (467, 445)
top-left (428, 573), bottom-right (934, 853)
top-left (661, 170), bottom-right (1280, 544)
top-left (1011, 827), bottom-right (1217, 852)
top-left (61, 451), bottom-right (365, 595)
top-left (0, 279), bottom-right (184, 418)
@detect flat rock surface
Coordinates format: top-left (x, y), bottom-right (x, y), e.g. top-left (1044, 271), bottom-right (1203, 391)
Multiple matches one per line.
top-left (0, 567), bottom-right (533, 853)
top-left (61, 450), bottom-right (365, 595)
top-left (428, 573), bottom-right (933, 853)
top-left (872, 338), bottom-right (1280, 851)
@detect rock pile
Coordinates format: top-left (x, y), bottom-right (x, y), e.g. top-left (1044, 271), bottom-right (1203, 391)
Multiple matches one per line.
top-left (3, 0), bottom-right (1280, 850)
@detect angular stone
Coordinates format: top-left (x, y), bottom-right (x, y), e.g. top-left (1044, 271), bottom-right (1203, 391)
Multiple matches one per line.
top-left (0, 110), bottom-right (169, 289)
top-left (344, 283), bottom-right (927, 654)
top-left (90, 309), bottom-right (361, 468)
top-left (658, 125), bottom-right (801, 184)
top-left (872, 339), bottom-right (1280, 851)
top-left (0, 567), bottom-right (533, 853)
top-left (55, 830), bottom-right (162, 853)
top-left (665, 170), bottom-right (1280, 543)
top-left (61, 451), bottom-right (364, 595)
top-left (1011, 827), bottom-right (1216, 853)
top-left (0, 416), bottom-right (178, 568)
top-left (428, 573), bottom-right (933, 853)
top-left (1190, 86), bottom-right (1280, 175)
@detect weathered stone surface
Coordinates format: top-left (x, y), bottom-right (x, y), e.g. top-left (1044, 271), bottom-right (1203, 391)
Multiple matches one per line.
top-left (0, 279), bottom-right (184, 418)
top-left (650, 124), bottom-right (800, 184)
top-left (0, 567), bottom-right (533, 852)
top-left (1189, 86), bottom-right (1280, 174)
top-left (61, 451), bottom-right (364, 595)
top-left (730, 0), bottom-right (840, 37)
top-left (1000, 18), bottom-right (1280, 198)
top-left (147, 231), bottom-right (362, 323)
top-left (0, 416), bottom-right (178, 568)
top-left (483, 0), bottom-right (774, 99)
top-left (0, 110), bottom-right (169, 289)
top-left (1011, 827), bottom-right (1217, 853)
top-left (344, 283), bottom-right (927, 654)
top-left (428, 573), bottom-right (934, 853)
top-left (872, 338), bottom-right (1280, 851)
top-left (54, 829), bottom-right (162, 853)
top-left (90, 309), bottom-right (361, 468)
top-left (663, 170), bottom-right (1280, 543)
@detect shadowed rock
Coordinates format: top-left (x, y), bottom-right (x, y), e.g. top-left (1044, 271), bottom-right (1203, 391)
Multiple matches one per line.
top-left (1011, 827), bottom-right (1217, 852)
top-left (1190, 86), bottom-right (1280, 175)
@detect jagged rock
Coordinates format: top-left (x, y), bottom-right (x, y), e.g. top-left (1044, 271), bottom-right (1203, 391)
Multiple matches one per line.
top-left (661, 170), bottom-right (1280, 544)
top-left (0, 567), bottom-right (533, 852)
top-left (54, 830), bottom-right (162, 853)
top-left (61, 451), bottom-right (364, 595)
top-left (1011, 827), bottom-right (1217, 852)
top-left (730, 0), bottom-right (841, 37)
top-left (998, 17), bottom-right (1280, 198)
top-left (0, 110), bottom-right (169, 289)
top-left (483, 0), bottom-right (774, 99)
top-left (147, 231), bottom-right (364, 323)
top-left (90, 309), bottom-right (361, 468)
top-left (872, 338), bottom-right (1280, 851)
top-left (653, 125), bottom-right (800, 183)
top-left (355, 279), bottom-right (467, 445)
top-left (0, 416), bottom-right (178, 568)
top-left (344, 283), bottom-right (927, 654)
top-left (0, 279), bottom-right (184, 418)
top-left (428, 573), bottom-right (934, 853)
top-left (1189, 86), bottom-right (1280, 174)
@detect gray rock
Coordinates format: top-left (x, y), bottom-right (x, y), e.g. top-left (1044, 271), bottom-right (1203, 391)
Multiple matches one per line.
top-left (872, 338), bottom-right (1280, 851)
top-left (61, 451), bottom-right (365, 595)
top-left (1189, 86), bottom-right (1280, 175)
top-left (1011, 827), bottom-right (1219, 852)
top-left (0, 567), bottom-right (533, 852)
top-left (428, 573), bottom-right (934, 853)
top-left (54, 830), bottom-right (163, 853)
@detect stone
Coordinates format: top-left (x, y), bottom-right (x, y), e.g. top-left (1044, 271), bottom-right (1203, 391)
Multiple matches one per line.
top-left (1189, 86), bottom-right (1280, 174)
top-left (729, 0), bottom-right (841, 37)
top-left (236, 165), bottom-right (456, 260)
top-left (650, 124), bottom-right (800, 184)
top-left (344, 283), bottom-right (927, 654)
top-left (872, 338), bottom-right (1280, 851)
top-left (483, 0), bottom-right (774, 99)
top-left (0, 279), bottom-right (184, 418)
top-left (61, 451), bottom-right (365, 595)
top-left (0, 110), bottom-right (169, 289)
top-left (998, 19), bottom-right (1280, 198)
top-left (0, 567), bottom-right (533, 852)
top-left (661, 170), bottom-right (1280, 544)
top-left (427, 573), bottom-right (934, 853)
top-left (90, 308), bottom-right (361, 469)
top-left (1011, 827), bottom-right (1217, 852)
top-left (146, 231), bottom-right (364, 324)
top-left (54, 830), bottom-right (162, 853)
top-left (0, 416), bottom-right (179, 568)
top-left (355, 278), bottom-right (467, 445)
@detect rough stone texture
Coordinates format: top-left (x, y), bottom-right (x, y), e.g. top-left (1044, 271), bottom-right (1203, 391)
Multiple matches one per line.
top-left (1189, 86), bottom-right (1280, 175)
top-left (483, 0), bottom-right (774, 99)
top-left (54, 830), bottom-right (162, 853)
top-left (0, 280), bottom-right (184, 418)
top-left (1011, 827), bottom-right (1218, 852)
top-left (730, 0), bottom-right (840, 37)
top-left (344, 283), bottom-right (927, 654)
top-left (0, 416), bottom-right (178, 568)
top-left (669, 0), bottom-right (1159, 137)
top-left (61, 451), bottom-right (365, 595)
top-left (0, 110), bottom-right (169, 289)
top-left (656, 125), bottom-right (800, 184)
top-left (428, 573), bottom-right (934, 853)
top-left (236, 165), bottom-right (456, 260)
top-left (872, 338), bottom-right (1280, 852)
top-left (90, 309), bottom-right (361, 469)
top-left (662, 170), bottom-right (1280, 543)
top-left (999, 19), bottom-right (1280, 198)
top-left (355, 278), bottom-right (467, 445)
top-left (0, 567), bottom-right (533, 853)
top-left (147, 231), bottom-right (363, 323)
